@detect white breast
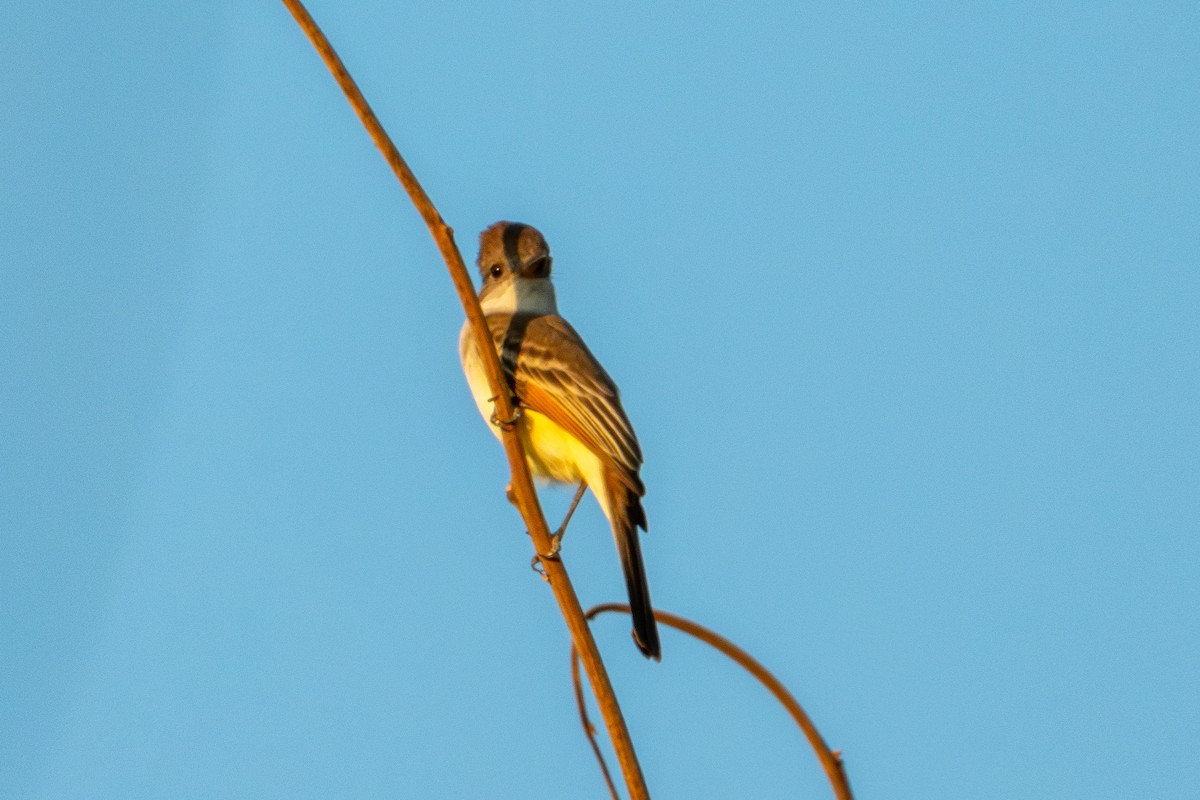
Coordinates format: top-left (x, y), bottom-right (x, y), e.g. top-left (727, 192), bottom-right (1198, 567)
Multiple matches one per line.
top-left (459, 320), bottom-right (498, 436)
top-left (479, 277), bottom-right (558, 316)
top-left (459, 276), bottom-right (558, 429)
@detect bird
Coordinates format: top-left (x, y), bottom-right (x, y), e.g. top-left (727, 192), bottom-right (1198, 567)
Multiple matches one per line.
top-left (458, 221), bottom-right (660, 660)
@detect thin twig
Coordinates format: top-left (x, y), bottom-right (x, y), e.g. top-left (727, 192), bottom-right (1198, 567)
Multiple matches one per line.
top-left (572, 605), bottom-right (854, 800)
top-left (278, 3), bottom-right (649, 798)
top-left (571, 646), bottom-right (621, 800)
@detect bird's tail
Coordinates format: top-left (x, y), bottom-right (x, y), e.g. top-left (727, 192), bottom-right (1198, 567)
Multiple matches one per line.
top-left (608, 473), bottom-right (660, 661)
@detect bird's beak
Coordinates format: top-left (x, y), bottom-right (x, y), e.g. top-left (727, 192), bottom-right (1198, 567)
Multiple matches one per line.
top-left (518, 257), bottom-right (551, 280)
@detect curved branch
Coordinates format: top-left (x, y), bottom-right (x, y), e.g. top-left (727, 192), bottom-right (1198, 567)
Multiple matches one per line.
top-left (571, 646), bottom-right (621, 800)
top-left (572, 605), bottom-right (854, 800)
top-left (279, 3), bottom-right (648, 798)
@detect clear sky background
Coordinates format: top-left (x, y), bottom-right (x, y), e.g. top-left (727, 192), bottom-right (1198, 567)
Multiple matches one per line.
top-left (3, 2), bottom-right (1197, 798)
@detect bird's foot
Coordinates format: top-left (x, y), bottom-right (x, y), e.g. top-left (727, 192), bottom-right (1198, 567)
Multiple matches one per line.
top-left (528, 531), bottom-right (562, 580)
top-left (530, 553), bottom-right (551, 580)
top-left (488, 396), bottom-right (522, 430)
top-left (543, 530), bottom-right (563, 559)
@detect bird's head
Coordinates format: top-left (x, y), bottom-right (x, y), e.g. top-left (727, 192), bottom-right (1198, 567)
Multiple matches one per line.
top-left (477, 221), bottom-right (557, 314)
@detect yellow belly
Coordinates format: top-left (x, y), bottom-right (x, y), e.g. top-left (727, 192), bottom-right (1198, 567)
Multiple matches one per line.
top-left (518, 410), bottom-right (610, 519)
top-left (519, 409), bottom-right (587, 483)
top-left (460, 320), bottom-right (610, 519)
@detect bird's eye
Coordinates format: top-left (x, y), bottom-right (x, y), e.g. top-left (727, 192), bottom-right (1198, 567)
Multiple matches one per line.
top-left (489, 264), bottom-right (503, 278)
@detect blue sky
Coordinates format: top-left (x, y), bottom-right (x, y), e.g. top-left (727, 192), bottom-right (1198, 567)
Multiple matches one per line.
top-left (3, 2), bottom-right (1197, 798)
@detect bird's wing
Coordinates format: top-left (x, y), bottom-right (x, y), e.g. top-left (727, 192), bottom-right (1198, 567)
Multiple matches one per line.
top-left (489, 313), bottom-right (643, 485)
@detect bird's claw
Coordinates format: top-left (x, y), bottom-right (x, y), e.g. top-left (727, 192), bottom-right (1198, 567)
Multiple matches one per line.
top-left (488, 396), bottom-right (522, 429)
top-left (529, 531), bottom-right (562, 579)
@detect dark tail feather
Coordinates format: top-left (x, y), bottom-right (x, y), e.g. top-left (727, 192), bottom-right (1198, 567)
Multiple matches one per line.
top-left (611, 481), bottom-right (660, 661)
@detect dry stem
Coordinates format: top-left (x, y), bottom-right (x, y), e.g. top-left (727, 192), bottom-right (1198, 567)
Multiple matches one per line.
top-left (573, 605), bottom-right (854, 800)
top-left (279, 2), bottom-right (649, 797)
